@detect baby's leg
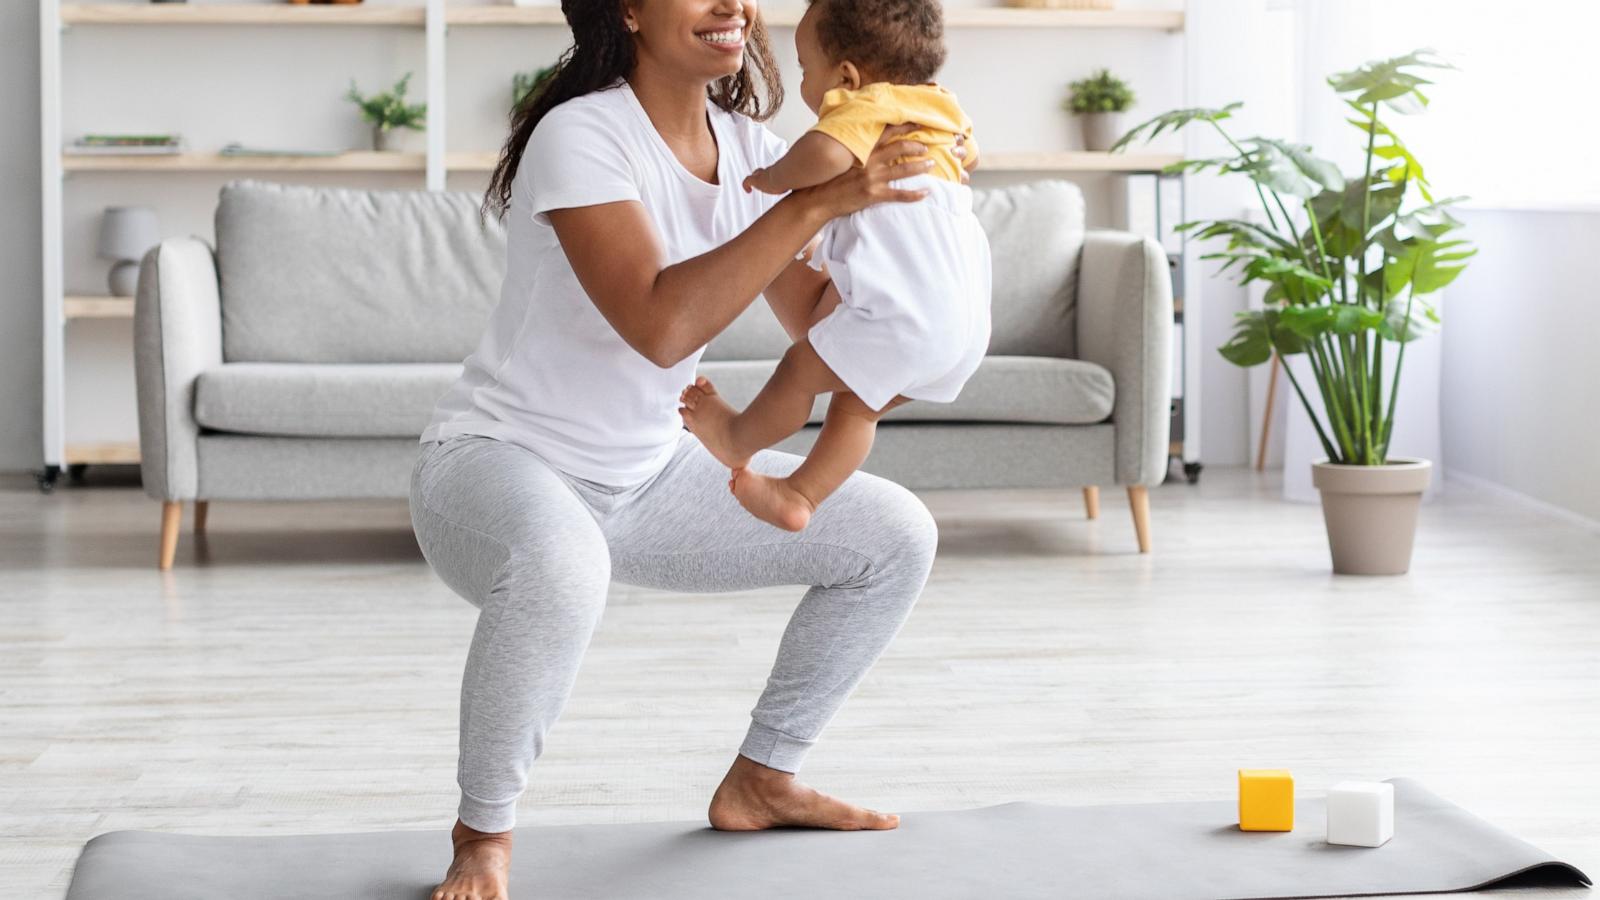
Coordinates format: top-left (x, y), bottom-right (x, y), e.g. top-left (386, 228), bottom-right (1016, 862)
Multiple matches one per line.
top-left (679, 338), bottom-right (848, 471)
top-left (807, 281), bottom-right (843, 329)
top-left (731, 391), bottom-right (909, 532)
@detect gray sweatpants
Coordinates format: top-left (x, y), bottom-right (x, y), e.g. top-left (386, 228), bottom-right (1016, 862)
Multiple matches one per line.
top-left (408, 430), bottom-right (938, 833)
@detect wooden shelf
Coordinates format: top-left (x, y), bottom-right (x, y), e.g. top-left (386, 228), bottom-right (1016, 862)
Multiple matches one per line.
top-left (61, 3), bottom-right (424, 26)
top-left (65, 295), bottom-right (134, 319)
top-left (979, 151), bottom-right (1181, 173)
top-left (446, 6), bottom-right (1184, 30)
top-left (60, 3), bottom-right (1182, 31)
top-left (65, 441), bottom-right (140, 465)
top-left (445, 150), bottom-right (1180, 174)
top-left (444, 6), bottom-right (564, 26)
top-left (64, 150), bottom-right (1178, 175)
top-left (63, 151), bottom-right (425, 172)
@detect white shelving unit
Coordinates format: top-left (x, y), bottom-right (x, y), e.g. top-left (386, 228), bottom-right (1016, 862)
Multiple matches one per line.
top-left (39, 1), bottom-right (1197, 488)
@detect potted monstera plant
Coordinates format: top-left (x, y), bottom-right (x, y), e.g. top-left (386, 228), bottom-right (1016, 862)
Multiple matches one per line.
top-left (1114, 49), bottom-right (1475, 575)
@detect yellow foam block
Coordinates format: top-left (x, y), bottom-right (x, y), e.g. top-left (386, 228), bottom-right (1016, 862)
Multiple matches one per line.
top-left (1238, 769), bottom-right (1294, 831)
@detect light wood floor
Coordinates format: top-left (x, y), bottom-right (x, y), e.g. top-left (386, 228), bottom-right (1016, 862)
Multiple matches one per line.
top-left (3, 467), bottom-right (1597, 898)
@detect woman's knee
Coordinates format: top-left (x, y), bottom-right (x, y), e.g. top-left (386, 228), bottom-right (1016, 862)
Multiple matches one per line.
top-left (410, 492), bottom-right (509, 607)
top-left (892, 489), bottom-right (940, 575)
top-left (851, 478), bottom-right (939, 581)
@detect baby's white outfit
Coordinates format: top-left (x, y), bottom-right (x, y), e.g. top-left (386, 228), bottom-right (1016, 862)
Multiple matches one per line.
top-left (806, 172), bottom-right (993, 412)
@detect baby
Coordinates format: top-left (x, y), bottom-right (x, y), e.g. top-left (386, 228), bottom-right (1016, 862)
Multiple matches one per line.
top-left (679, 0), bottom-right (993, 531)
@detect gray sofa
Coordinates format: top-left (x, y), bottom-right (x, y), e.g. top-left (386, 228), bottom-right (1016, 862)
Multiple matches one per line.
top-left (135, 178), bottom-right (1171, 569)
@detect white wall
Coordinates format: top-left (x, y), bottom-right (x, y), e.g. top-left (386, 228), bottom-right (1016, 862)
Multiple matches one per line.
top-left (1182, 0), bottom-right (1298, 467)
top-left (1, 1), bottom-right (43, 471)
top-left (0, 0), bottom-right (1292, 473)
top-left (1440, 208), bottom-right (1600, 522)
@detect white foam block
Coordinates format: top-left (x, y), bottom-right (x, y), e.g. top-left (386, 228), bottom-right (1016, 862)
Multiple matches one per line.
top-left (1326, 781), bottom-right (1396, 847)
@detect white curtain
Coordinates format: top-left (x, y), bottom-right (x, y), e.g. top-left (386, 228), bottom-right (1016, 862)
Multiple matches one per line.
top-left (1239, 1), bottom-right (1595, 489)
top-left (1297, 0), bottom-right (1600, 210)
top-left (1270, 0), bottom-right (1529, 501)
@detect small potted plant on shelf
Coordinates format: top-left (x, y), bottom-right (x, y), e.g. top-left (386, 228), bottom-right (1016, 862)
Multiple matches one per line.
top-left (1112, 49), bottom-right (1475, 575)
top-left (1065, 68), bottom-right (1135, 152)
top-left (345, 72), bottom-right (427, 152)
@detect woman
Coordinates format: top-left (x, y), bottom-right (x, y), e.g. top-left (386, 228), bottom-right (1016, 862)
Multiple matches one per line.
top-left (409, 1), bottom-right (966, 897)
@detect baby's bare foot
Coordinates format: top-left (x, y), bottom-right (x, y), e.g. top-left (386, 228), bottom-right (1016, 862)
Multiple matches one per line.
top-left (708, 754), bottom-right (899, 831)
top-left (679, 376), bottom-right (753, 470)
top-left (729, 467), bottom-right (816, 532)
top-left (432, 819), bottom-right (512, 900)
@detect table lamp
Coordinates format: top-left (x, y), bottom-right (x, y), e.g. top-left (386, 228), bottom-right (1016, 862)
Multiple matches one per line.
top-left (97, 206), bottom-right (159, 297)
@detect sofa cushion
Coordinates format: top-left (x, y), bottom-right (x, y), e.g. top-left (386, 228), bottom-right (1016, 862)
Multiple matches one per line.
top-left (697, 355), bottom-right (1113, 426)
top-left (702, 179), bottom-right (1085, 362)
top-left (973, 179), bottom-right (1084, 359)
top-left (215, 180), bottom-right (505, 364)
top-left (194, 363), bottom-right (461, 438)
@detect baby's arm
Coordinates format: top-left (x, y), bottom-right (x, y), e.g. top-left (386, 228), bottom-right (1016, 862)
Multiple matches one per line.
top-left (743, 132), bottom-right (857, 195)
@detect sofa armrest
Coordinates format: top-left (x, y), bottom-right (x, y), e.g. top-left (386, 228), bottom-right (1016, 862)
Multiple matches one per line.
top-left (1075, 231), bottom-right (1173, 486)
top-left (134, 237), bottom-right (222, 501)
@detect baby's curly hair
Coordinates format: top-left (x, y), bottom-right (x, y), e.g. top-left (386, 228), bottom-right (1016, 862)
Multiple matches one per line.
top-left (805, 0), bottom-right (946, 85)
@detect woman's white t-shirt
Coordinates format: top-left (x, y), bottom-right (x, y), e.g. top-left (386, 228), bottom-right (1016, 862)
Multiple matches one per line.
top-left (420, 80), bottom-right (790, 486)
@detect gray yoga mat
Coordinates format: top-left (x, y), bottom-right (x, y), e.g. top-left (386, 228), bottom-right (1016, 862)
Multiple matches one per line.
top-left (66, 778), bottom-right (1588, 900)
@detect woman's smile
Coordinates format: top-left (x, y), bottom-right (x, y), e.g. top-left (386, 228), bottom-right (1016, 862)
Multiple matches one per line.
top-left (695, 20), bottom-right (746, 54)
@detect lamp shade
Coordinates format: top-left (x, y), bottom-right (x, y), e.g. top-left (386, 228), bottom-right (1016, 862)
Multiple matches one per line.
top-left (97, 206), bottom-right (160, 262)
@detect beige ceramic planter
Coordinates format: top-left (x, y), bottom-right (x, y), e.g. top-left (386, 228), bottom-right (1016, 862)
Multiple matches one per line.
top-left (1079, 112), bottom-right (1125, 152)
top-left (1311, 458), bottom-right (1432, 575)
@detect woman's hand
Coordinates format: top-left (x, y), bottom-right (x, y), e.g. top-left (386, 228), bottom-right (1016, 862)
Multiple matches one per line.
top-left (952, 134), bottom-right (975, 184)
top-left (793, 122), bottom-right (933, 222)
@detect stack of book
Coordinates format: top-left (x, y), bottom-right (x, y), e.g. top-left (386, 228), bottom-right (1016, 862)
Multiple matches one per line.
top-left (69, 134), bottom-right (184, 155)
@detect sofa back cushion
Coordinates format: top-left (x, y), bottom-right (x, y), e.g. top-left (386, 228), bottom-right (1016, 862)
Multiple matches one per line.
top-left (215, 179), bottom-right (506, 363)
top-left (974, 179), bottom-right (1084, 358)
top-left (702, 178), bottom-right (1085, 361)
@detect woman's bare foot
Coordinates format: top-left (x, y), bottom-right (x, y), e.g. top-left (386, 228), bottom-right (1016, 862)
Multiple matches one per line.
top-left (729, 468), bottom-right (816, 532)
top-left (707, 753), bottom-right (900, 831)
top-left (679, 376), bottom-right (753, 469)
top-left (432, 819), bottom-right (512, 900)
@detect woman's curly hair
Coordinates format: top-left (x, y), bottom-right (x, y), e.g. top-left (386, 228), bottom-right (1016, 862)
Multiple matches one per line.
top-left (480, 1), bottom-right (784, 223)
top-left (806, 0), bottom-right (945, 84)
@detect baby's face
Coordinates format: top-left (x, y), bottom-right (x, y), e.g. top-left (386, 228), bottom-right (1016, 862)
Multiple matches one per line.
top-left (795, 5), bottom-right (843, 115)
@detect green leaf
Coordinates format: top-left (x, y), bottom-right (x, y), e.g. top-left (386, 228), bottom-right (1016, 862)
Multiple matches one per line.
top-left (1110, 102), bottom-right (1242, 152)
top-left (1236, 145), bottom-right (1317, 199)
top-left (1277, 304), bottom-right (1381, 340)
top-left (1327, 48), bottom-right (1452, 113)
top-left (1182, 218), bottom-right (1300, 254)
top-left (1161, 156), bottom-right (1237, 176)
top-left (1219, 310), bottom-right (1273, 367)
top-left (1378, 297), bottom-right (1440, 342)
top-left (1382, 232), bottom-right (1477, 298)
top-left (1251, 138), bottom-right (1345, 191)
top-left (1220, 308), bottom-right (1314, 368)
top-left (1410, 240), bottom-right (1476, 294)
top-left (1237, 253), bottom-right (1334, 301)
top-left (1067, 68), bottom-right (1137, 114)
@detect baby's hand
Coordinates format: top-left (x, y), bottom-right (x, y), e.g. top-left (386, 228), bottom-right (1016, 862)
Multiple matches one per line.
top-left (742, 167), bottom-right (782, 195)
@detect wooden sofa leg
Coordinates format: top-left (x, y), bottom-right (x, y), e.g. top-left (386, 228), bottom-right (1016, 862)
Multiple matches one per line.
top-left (1082, 486), bottom-right (1099, 520)
top-left (194, 500), bottom-right (209, 535)
top-left (1127, 486), bottom-right (1151, 554)
top-left (159, 501), bottom-right (183, 571)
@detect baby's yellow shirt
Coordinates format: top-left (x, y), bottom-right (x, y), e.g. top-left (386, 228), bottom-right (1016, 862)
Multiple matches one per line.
top-left (808, 82), bottom-right (977, 185)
